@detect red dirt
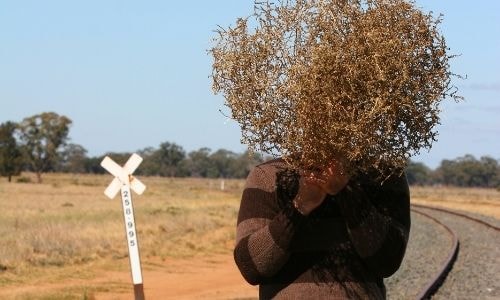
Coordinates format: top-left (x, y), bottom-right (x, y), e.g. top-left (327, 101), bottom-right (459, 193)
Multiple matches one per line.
top-left (0, 254), bottom-right (256, 299)
top-left (95, 254), bottom-right (258, 300)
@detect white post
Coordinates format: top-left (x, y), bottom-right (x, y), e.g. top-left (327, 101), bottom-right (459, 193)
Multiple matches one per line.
top-left (120, 185), bottom-right (143, 285)
top-left (101, 154), bottom-right (146, 300)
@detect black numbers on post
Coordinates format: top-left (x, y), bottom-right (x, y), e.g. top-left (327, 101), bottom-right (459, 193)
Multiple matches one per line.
top-left (121, 188), bottom-right (139, 250)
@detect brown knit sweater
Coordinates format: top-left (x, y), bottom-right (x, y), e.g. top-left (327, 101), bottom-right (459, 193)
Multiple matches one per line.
top-left (234, 159), bottom-right (410, 299)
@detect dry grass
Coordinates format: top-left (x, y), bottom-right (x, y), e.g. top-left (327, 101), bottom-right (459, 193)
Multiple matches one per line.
top-left (0, 173), bottom-right (498, 299)
top-left (0, 173), bottom-right (244, 299)
top-left (410, 185), bottom-right (500, 219)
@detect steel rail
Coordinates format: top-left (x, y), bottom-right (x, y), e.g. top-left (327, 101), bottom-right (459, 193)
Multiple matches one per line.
top-left (410, 207), bottom-right (459, 300)
top-left (410, 203), bottom-right (499, 299)
top-left (412, 203), bottom-right (500, 232)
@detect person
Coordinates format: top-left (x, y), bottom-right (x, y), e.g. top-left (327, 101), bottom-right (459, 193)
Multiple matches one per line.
top-left (234, 158), bottom-right (410, 299)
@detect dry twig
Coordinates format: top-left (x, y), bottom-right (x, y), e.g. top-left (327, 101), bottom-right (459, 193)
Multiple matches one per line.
top-left (211, 0), bottom-right (462, 177)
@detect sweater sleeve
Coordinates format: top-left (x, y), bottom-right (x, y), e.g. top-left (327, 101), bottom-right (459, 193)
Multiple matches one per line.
top-left (337, 172), bottom-right (411, 278)
top-left (233, 165), bottom-right (306, 285)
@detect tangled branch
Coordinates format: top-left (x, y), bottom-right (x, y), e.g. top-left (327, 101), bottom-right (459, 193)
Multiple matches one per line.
top-left (211, 0), bottom-right (461, 177)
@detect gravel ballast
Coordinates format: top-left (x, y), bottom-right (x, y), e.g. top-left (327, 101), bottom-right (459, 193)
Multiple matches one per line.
top-left (414, 207), bottom-right (500, 299)
top-left (385, 211), bottom-right (453, 299)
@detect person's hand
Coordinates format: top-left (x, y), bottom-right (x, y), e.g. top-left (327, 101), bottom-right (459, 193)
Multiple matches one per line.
top-left (293, 161), bottom-right (350, 216)
top-left (312, 161), bottom-right (350, 196)
top-left (293, 173), bottom-right (328, 216)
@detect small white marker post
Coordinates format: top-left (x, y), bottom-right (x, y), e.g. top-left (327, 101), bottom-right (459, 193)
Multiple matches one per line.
top-left (101, 153), bottom-right (146, 300)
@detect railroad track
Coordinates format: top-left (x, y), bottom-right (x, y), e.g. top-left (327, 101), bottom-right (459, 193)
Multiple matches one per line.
top-left (410, 204), bottom-right (500, 299)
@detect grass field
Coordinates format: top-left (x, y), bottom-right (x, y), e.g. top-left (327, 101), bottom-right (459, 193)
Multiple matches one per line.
top-left (410, 185), bottom-right (500, 219)
top-left (0, 173), bottom-right (245, 299)
top-left (0, 173), bottom-right (498, 299)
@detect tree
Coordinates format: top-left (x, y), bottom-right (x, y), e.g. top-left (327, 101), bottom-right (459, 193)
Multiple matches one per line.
top-left (17, 112), bottom-right (72, 183)
top-left (103, 152), bottom-right (133, 166)
top-left (479, 156), bottom-right (499, 188)
top-left (57, 143), bottom-right (88, 173)
top-left (435, 154), bottom-right (500, 188)
top-left (154, 142), bottom-right (186, 177)
top-left (0, 121), bottom-right (23, 182)
top-left (437, 156), bottom-right (473, 186)
top-left (83, 156), bottom-right (105, 174)
top-left (229, 150), bottom-right (264, 178)
top-left (405, 160), bottom-right (432, 186)
top-left (138, 143), bottom-right (186, 177)
top-left (210, 149), bottom-right (238, 178)
top-left (136, 147), bottom-right (158, 176)
top-left (184, 148), bottom-right (218, 178)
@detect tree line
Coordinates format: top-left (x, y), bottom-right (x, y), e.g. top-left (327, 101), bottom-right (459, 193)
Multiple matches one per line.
top-left (406, 156), bottom-right (500, 188)
top-left (1, 112), bottom-right (499, 188)
top-left (0, 112), bottom-right (264, 183)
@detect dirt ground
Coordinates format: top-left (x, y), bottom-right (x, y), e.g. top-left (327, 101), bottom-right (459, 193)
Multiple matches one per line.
top-left (0, 254), bottom-right (257, 300)
top-left (94, 255), bottom-right (258, 300)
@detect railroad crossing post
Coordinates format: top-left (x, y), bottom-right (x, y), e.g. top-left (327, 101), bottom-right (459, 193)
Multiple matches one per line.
top-left (101, 153), bottom-right (146, 300)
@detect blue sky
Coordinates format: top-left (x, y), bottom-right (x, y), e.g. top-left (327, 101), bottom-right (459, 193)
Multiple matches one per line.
top-left (0, 1), bottom-right (498, 169)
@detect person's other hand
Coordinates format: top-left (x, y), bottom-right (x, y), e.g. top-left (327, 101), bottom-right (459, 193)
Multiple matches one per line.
top-left (312, 161), bottom-right (350, 196)
top-left (293, 161), bottom-right (350, 216)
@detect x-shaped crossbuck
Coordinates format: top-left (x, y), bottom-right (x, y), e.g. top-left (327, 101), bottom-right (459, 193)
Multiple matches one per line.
top-left (101, 153), bottom-right (146, 199)
top-left (101, 153), bottom-right (146, 300)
